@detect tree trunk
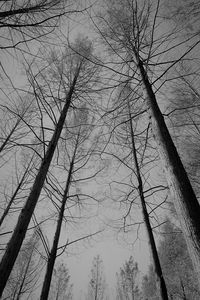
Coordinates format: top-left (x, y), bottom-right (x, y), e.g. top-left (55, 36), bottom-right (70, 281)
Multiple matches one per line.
top-left (0, 74), bottom-right (78, 297)
top-left (128, 104), bottom-right (169, 300)
top-left (137, 58), bottom-right (200, 288)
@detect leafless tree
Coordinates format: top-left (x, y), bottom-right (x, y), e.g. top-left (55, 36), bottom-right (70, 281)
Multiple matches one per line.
top-left (87, 255), bottom-right (108, 300)
top-left (93, 0), bottom-right (200, 288)
top-left (0, 37), bottom-right (101, 296)
top-left (116, 256), bottom-right (141, 300)
top-left (40, 104), bottom-right (103, 299)
top-left (48, 262), bottom-right (73, 300)
top-left (99, 81), bottom-right (169, 299)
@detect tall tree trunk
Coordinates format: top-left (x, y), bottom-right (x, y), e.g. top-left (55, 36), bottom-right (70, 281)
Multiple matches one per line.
top-left (40, 149), bottom-right (76, 300)
top-left (137, 58), bottom-right (200, 288)
top-left (0, 74), bottom-right (78, 297)
top-left (128, 104), bottom-right (169, 300)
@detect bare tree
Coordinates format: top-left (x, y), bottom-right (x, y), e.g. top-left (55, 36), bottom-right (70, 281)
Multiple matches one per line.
top-left (94, 0), bottom-right (200, 288)
top-left (48, 263), bottom-right (73, 300)
top-left (126, 94), bottom-right (168, 299)
top-left (40, 104), bottom-right (102, 299)
top-left (87, 255), bottom-right (108, 300)
top-left (0, 37), bottom-right (99, 296)
top-left (116, 256), bottom-right (141, 300)
top-left (96, 79), bottom-right (169, 299)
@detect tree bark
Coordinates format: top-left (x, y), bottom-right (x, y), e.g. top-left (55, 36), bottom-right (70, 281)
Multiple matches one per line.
top-left (137, 58), bottom-right (200, 288)
top-left (0, 74), bottom-right (78, 297)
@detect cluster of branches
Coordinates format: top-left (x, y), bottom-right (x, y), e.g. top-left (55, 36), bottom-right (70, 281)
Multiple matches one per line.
top-left (0, 0), bottom-right (83, 50)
